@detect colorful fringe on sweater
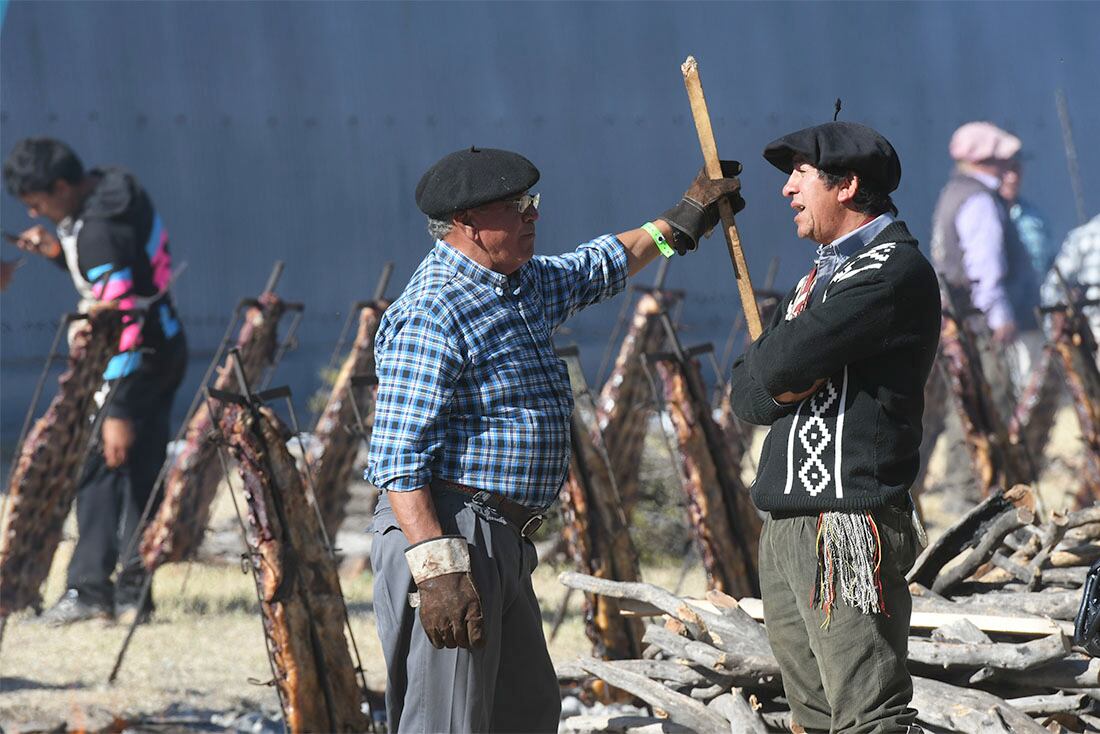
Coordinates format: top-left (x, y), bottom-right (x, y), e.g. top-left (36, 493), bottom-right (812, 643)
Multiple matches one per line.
top-left (812, 511), bottom-right (886, 627)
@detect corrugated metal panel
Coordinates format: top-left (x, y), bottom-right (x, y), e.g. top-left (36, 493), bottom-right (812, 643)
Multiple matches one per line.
top-left (2, 1), bottom-right (1098, 433)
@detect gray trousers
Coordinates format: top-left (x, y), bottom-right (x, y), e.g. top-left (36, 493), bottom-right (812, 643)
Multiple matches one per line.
top-left (371, 490), bottom-right (561, 733)
top-left (760, 505), bottom-right (919, 734)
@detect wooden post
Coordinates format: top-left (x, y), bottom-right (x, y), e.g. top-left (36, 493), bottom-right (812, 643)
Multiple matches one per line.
top-left (681, 56), bottom-right (763, 340)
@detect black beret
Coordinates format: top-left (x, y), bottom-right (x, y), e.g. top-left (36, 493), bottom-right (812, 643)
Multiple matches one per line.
top-left (763, 122), bottom-right (901, 193)
top-left (415, 146), bottom-right (540, 218)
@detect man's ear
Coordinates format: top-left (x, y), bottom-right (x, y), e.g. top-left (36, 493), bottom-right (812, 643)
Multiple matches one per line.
top-left (453, 211), bottom-right (476, 236)
top-left (837, 173), bottom-right (859, 205)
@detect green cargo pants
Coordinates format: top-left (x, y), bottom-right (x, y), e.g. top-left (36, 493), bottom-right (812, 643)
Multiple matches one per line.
top-left (759, 504), bottom-right (919, 734)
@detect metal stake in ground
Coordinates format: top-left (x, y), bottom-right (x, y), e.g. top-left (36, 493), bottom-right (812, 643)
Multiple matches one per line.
top-left (681, 55), bottom-right (762, 340)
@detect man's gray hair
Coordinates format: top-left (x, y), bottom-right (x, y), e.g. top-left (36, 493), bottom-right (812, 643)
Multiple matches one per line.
top-left (426, 217), bottom-right (453, 240)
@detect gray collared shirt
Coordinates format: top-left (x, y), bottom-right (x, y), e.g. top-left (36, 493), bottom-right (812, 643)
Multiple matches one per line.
top-left (811, 213), bottom-right (896, 300)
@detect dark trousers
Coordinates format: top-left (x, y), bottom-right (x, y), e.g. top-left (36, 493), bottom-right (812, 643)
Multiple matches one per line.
top-left (66, 335), bottom-right (186, 607)
top-left (371, 490), bottom-right (561, 733)
top-left (759, 505), bottom-right (919, 734)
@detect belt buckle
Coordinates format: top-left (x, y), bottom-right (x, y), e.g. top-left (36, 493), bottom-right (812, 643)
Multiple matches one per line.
top-left (520, 514), bottom-right (544, 538)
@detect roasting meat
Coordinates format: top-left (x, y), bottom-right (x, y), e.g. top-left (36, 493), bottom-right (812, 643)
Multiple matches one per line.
top-left (307, 300), bottom-right (387, 539)
top-left (1, 309), bottom-right (125, 616)
top-left (140, 293), bottom-right (287, 570)
top-left (221, 402), bottom-right (368, 732)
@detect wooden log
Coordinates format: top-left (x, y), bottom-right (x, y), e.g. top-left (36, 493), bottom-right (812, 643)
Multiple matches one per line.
top-left (1040, 567), bottom-right (1087, 588)
top-left (1050, 543), bottom-right (1100, 568)
top-left (610, 659), bottom-right (733, 689)
top-left (932, 505), bottom-right (1035, 593)
top-left (988, 551), bottom-right (1038, 585)
top-left (907, 633), bottom-right (1069, 671)
top-left (577, 657), bottom-right (730, 734)
top-left (560, 572), bottom-right (710, 642)
top-left (707, 692), bottom-right (768, 734)
top-left (688, 682), bottom-right (726, 702)
top-left (642, 625), bottom-right (781, 684)
top-left (911, 676), bottom-right (1049, 733)
top-left (1006, 692), bottom-right (1087, 716)
top-left (702, 589), bottom-right (773, 652)
top-left (1067, 523), bottom-right (1100, 543)
top-left (992, 656), bottom-right (1100, 689)
top-left (1065, 508), bottom-right (1100, 532)
top-left (560, 572), bottom-right (773, 657)
top-left (643, 625), bottom-right (729, 672)
top-left (947, 589), bottom-right (1079, 620)
top-left (909, 484), bottom-right (1034, 588)
top-left (561, 713), bottom-right (692, 734)
top-left (930, 619), bottom-right (992, 644)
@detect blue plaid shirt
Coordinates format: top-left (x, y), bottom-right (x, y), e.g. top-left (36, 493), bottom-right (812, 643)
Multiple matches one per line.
top-left (366, 235), bottom-right (629, 510)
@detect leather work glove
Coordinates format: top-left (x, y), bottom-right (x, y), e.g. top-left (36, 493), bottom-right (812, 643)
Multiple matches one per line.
top-left (660, 161), bottom-right (745, 255)
top-left (405, 535), bottom-right (485, 650)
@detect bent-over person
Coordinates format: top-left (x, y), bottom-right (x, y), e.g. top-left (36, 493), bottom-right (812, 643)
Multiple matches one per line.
top-left (366, 146), bottom-right (743, 732)
top-left (3, 138), bottom-right (187, 625)
top-left (729, 122), bottom-right (939, 733)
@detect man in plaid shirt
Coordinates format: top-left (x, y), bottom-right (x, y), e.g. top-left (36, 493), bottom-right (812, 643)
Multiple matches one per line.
top-left (367, 146), bottom-right (742, 732)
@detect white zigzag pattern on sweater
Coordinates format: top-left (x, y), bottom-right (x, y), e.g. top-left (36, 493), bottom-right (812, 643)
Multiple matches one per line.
top-left (829, 242), bottom-right (896, 285)
top-left (796, 378), bottom-right (840, 496)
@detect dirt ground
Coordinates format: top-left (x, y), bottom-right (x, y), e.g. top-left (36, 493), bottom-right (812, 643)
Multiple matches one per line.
top-left (0, 402), bottom-right (1088, 731)
top-left (0, 516), bottom-right (708, 731)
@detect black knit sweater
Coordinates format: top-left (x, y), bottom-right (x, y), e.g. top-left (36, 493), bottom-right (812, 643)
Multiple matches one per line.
top-left (729, 220), bottom-right (941, 513)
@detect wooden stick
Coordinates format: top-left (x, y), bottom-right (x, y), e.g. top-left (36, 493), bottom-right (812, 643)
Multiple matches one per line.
top-left (578, 657), bottom-right (731, 733)
top-left (908, 632), bottom-right (1069, 671)
top-left (681, 56), bottom-right (763, 340)
top-left (707, 692), bottom-right (769, 734)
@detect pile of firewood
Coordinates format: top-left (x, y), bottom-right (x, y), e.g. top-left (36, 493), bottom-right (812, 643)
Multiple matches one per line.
top-left (557, 484), bottom-right (1100, 733)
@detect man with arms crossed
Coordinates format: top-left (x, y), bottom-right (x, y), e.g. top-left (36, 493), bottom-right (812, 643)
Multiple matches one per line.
top-left (729, 122), bottom-right (939, 733)
top-left (366, 146), bottom-right (741, 732)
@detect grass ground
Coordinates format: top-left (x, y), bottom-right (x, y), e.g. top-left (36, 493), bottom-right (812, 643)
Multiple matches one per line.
top-left (0, 402), bottom-right (1085, 729)
top-left (0, 536), bottom-right (708, 729)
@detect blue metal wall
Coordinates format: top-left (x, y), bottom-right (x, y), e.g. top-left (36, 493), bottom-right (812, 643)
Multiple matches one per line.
top-left (2, 1), bottom-right (1098, 434)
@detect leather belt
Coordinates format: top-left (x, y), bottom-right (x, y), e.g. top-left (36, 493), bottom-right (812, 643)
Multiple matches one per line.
top-left (431, 479), bottom-right (545, 539)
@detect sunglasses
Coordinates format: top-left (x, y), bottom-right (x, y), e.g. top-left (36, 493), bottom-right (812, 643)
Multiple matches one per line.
top-left (508, 192), bottom-right (540, 214)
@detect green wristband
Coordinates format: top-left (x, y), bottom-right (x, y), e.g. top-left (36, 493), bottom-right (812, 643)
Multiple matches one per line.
top-left (643, 221), bottom-right (675, 259)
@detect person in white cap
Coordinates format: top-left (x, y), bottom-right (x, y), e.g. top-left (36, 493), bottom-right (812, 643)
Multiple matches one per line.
top-left (930, 121), bottom-right (1041, 415)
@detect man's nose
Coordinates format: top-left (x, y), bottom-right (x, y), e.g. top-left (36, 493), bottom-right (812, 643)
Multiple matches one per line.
top-left (523, 205), bottom-right (539, 222)
top-left (782, 172), bottom-right (797, 197)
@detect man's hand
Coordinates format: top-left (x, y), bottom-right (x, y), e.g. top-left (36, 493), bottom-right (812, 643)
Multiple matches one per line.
top-left (660, 161), bottom-right (746, 255)
top-left (12, 226), bottom-right (61, 259)
top-left (102, 416), bottom-right (135, 468)
top-left (406, 536), bottom-right (485, 649)
top-left (774, 377), bottom-right (827, 405)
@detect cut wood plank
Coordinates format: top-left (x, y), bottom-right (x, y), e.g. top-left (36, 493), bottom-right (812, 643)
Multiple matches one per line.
top-left (619, 596), bottom-right (1069, 636)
